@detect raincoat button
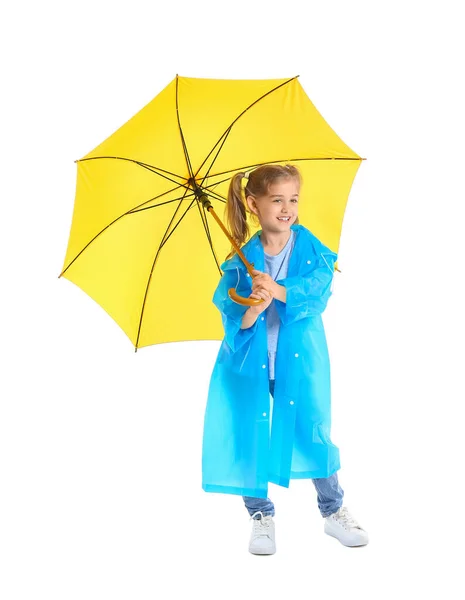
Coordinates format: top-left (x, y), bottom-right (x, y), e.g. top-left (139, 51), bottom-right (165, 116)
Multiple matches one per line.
top-left (290, 401), bottom-right (295, 405)
top-left (262, 364), bottom-right (266, 369)
top-left (294, 353), bottom-right (299, 358)
top-left (261, 316), bottom-right (265, 321)
top-left (263, 412), bottom-right (267, 417)
top-left (307, 260), bottom-right (311, 264)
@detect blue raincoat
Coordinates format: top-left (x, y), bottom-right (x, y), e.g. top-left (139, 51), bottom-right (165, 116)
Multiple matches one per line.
top-left (202, 224), bottom-right (340, 498)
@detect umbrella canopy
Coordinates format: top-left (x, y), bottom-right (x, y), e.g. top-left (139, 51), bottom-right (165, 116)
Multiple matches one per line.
top-left (60, 75), bottom-right (362, 349)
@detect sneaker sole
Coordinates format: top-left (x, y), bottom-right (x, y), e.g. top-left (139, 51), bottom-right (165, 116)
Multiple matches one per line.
top-left (324, 527), bottom-right (369, 547)
top-left (249, 547), bottom-right (276, 555)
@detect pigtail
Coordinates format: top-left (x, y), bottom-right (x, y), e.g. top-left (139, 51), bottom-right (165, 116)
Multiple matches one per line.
top-left (225, 172), bottom-right (250, 261)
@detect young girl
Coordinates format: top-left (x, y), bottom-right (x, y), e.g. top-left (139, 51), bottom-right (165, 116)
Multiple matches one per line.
top-left (202, 164), bottom-right (368, 554)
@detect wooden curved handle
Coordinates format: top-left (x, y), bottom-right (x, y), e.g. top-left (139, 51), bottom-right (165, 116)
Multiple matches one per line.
top-left (228, 287), bottom-right (264, 306)
top-left (200, 198), bottom-right (265, 307)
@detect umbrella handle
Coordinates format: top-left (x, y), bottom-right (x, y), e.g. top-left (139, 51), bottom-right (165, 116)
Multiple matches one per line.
top-left (228, 287), bottom-right (264, 306)
top-left (198, 194), bottom-right (265, 306)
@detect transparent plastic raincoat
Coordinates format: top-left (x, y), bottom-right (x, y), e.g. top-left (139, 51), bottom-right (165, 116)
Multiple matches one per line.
top-left (202, 224), bottom-right (340, 498)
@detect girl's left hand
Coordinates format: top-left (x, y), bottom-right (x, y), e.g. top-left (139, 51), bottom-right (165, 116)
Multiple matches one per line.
top-left (251, 269), bottom-right (277, 297)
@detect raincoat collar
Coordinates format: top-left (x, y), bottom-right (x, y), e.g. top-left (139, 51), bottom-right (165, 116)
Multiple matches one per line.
top-left (220, 224), bottom-right (303, 273)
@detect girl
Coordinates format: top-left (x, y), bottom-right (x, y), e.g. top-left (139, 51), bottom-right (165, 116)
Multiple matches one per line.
top-left (202, 164), bottom-right (368, 554)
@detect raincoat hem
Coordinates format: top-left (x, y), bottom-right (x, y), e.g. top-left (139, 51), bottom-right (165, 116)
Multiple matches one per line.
top-left (202, 483), bottom-right (268, 499)
top-left (268, 474), bottom-right (290, 487)
top-left (289, 463), bottom-right (340, 479)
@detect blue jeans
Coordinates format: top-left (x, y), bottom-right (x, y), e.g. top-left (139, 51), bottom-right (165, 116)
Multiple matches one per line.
top-left (243, 379), bottom-right (344, 518)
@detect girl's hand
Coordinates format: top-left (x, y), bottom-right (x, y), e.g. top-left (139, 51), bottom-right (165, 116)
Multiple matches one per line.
top-left (251, 269), bottom-right (278, 297)
top-left (247, 286), bottom-right (273, 315)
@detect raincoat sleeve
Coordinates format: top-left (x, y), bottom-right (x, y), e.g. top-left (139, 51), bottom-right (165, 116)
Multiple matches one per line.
top-left (275, 245), bottom-right (337, 326)
top-left (212, 267), bottom-right (258, 353)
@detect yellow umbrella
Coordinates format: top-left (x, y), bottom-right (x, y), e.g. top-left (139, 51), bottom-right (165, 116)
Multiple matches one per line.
top-left (59, 75), bottom-right (363, 350)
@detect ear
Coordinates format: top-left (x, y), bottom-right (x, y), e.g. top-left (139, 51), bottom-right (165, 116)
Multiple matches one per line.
top-left (245, 195), bottom-right (258, 216)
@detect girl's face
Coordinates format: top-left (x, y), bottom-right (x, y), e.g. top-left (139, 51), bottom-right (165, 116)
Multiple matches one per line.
top-left (247, 178), bottom-right (299, 232)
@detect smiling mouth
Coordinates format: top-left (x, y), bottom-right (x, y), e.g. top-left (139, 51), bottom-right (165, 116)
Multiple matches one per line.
top-left (277, 217), bottom-right (291, 221)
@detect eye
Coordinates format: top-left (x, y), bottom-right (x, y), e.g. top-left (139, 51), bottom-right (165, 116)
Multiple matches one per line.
top-left (291, 198), bottom-right (298, 203)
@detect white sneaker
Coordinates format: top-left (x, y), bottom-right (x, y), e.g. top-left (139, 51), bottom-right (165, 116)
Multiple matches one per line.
top-left (324, 506), bottom-right (369, 547)
top-left (248, 511), bottom-right (276, 555)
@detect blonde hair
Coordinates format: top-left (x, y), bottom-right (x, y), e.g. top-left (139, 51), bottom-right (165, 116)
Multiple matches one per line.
top-left (224, 163), bottom-right (301, 260)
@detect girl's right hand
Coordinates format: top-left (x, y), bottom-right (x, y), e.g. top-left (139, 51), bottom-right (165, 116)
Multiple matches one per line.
top-left (247, 287), bottom-right (273, 315)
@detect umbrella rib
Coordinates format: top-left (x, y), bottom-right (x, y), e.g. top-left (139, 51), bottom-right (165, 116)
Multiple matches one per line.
top-left (198, 126), bottom-right (234, 187)
top-left (78, 156), bottom-right (188, 189)
top-left (194, 76), bottom-right (298, 183)
top-left (157, 198), bottom-right (197, 251)
top-left (197, 184), bottom-right (226, 204)
top-left (175, 74), bottom-right (195, 182)
top-left (194, 193), bottom-right (223, 277)
top-left (135, 190), bottom-right (197, 349)
top-left (127, 194), bottom-right (196, 215)
top-left (202, 176), bottom-right (235, 190)
top-left (127, 183), bottom-right (190, 212)
top-left (59, 188), bottom-right (194, 277)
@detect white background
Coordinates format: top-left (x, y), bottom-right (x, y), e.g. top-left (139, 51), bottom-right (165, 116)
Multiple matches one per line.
top-left (1, 1), bottom-right (464, 598)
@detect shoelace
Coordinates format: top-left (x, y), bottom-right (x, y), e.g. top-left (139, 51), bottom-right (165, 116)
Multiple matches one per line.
top-left (334, 507), bottom-right (362, 529)
top-left (250, 511), bottom-right (272, 536)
